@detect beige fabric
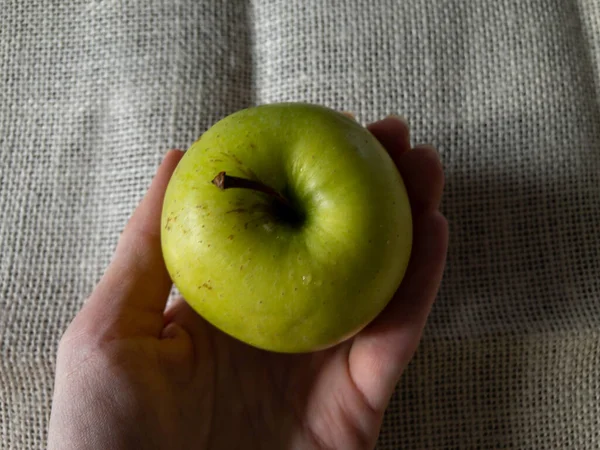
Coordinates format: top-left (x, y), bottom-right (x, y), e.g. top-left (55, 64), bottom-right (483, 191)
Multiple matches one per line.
top-left (1, 0), bottom-right (599, 448)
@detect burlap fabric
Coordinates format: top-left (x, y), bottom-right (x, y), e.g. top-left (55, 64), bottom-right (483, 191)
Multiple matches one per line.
top-left (1, 1), bottom-right (599, 448)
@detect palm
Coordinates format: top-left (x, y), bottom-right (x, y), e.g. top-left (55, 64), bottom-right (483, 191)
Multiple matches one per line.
top-left (187, 323), bottom-right (376, 449)
top-left (49, 116), bottom-right (448, 450)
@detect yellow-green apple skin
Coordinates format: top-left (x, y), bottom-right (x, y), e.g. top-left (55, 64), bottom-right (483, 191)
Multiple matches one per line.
top-left (161, 103), bottom-right (412, 353)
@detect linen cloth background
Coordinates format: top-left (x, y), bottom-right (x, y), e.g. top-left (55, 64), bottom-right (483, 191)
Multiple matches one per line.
top-left (1, 0), bottom-right (599, 448)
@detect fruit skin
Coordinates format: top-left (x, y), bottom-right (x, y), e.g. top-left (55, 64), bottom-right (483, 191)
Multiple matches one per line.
top-left (161, 103), bottom-right (412, 353)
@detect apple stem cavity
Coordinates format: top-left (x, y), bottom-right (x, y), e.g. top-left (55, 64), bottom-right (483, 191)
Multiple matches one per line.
top-left (212, 171), bottom-right (305, 227)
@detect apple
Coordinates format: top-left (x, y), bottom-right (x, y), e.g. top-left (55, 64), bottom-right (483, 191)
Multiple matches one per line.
top-left (161, 103), bottom-right (412, 353)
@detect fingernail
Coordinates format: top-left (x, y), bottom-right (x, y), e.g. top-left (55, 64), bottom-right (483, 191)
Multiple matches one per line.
top-left (164, 148), bottom-right (183, 160)
top-left (414, 143), bottom-right (439, 153)
top-left (387, 114), bottom-right (409, 127)
top-left (341, 111), bottom-right (356, 120)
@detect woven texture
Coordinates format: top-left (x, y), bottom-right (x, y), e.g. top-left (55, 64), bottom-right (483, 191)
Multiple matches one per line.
top-left (1, 0), bottom-right (599, 448)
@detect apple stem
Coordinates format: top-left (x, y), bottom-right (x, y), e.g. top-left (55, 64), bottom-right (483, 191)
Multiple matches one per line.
top-left (212, 171), bottom-right (291, 208)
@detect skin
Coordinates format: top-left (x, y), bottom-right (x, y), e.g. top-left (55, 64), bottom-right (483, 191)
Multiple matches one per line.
top-left (48, 116), bottom-right (448, 450)
top-left (161, 104), bottom-right (413, 352)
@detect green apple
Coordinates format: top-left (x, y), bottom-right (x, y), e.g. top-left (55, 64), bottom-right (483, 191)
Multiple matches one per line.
top-left (161, 103), bottom-right (412, 353)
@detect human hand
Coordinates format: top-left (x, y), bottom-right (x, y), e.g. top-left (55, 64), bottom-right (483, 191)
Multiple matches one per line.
top-left (48, 116), bottom-right (448, 450)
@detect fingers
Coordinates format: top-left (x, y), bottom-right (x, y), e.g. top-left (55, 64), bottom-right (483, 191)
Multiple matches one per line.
top-left (348, 210), bottom-right (448, 411)
top-left (398, 145), bottom-right (444, 214)
top-left (347, 120), bottom-right (446, 410)
top-left (348, 114), bottom-right (448, 411)
top-left (373, 211), bottom-right (448, 334)
top-left (367, 115), bottom-right (443, 214)
top-left (367, 116), bottom-right (411, 165)
top-left (88, 149), bottom-right (184, 318)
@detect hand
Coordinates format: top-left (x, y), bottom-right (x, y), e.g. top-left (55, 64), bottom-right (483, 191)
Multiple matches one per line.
top-left (48, 116), bottom-right (448, 450)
